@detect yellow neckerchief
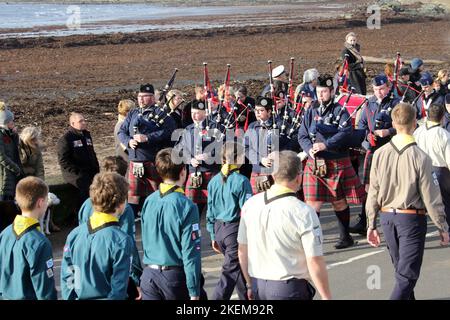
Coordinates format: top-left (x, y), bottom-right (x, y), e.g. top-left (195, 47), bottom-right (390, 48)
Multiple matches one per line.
top-left (221, 164), bottom-right (240, 177)
top-left (89, 211), bottom-right (119, 230)
top-left (13, 215), bottom-right (41, 237)
top-left (159, 183), bottom-right (184, 196)
top-left (391, 134), bottom-right (415, 150)
top-left (426, 120), bottom-right (441, 129)
top-left (267, 184), bottom-right (296, 198)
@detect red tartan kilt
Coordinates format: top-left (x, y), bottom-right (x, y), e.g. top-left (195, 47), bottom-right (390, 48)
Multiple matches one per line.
top-left (185, 171), bottom-right (215, 204)
top-left (363, 151), bottom-right (373, 185)
top-left (303, 156), bottom-right (366, 204)
top-left (128, 161), bottom-right (161, 204)
top-left (250, 173), bottom-right (270, 195)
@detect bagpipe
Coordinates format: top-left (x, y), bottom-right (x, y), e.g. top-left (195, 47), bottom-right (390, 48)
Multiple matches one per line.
top-left (333, 92), bottom-right (369, 150)
top-left (144, 68), bottom-right (178, 127)
top-left (280, 57), bottom-right (295, 136)
top-left (286, 91), bottom-right (305, 139)
top-left (267, 60), bottom-right (279, 130)
top-left (203, 62), bottom-right (213, 131)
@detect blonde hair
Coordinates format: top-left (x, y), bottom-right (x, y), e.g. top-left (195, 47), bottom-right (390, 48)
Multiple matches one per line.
top-left (19, 126), bottom-right (43, 150)
top-left (117, 99), bottom-right (135, 116)
top-left (437, 69), bottom-right (448, 82)
top-left (167, 89), bottom-right (184, 110)
top-left (345, 32), bottom-right (356, 41)
top-left (218, 84), bottom-right (235, 101)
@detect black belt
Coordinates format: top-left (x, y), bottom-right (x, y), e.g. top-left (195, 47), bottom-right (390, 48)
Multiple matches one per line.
top-left (147, 264), bottom-right (183, 271)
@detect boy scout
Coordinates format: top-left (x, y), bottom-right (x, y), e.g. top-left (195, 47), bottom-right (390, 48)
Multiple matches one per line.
top-left (413, 104), bottom-right (450, 226)
top-left (78, 156), bottom-right (142, 299)
top-left (238, 151), bottom-right (331, 300)
top-left (207, 141), bottom-right (253, 300)
top-left (61, 172), bottom-right (133, 300)
top-left (0, 177), bottom-right (56, 300)
top-left (140, 148), bottom-right (203, 300)
top-left (367, 102), bottom-right (449, 300)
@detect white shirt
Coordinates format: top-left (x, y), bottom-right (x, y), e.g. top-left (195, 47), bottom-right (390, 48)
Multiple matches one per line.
top-left (237, 185), bottom-right (323, 281)
top-left (414, 121), bottom-right (450, 168)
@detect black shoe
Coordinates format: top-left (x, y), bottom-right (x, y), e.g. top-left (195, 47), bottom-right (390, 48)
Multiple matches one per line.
top-left (334, 236), bottom-right (354, 249)
top-left (349, 216), bottom-right (367, 235)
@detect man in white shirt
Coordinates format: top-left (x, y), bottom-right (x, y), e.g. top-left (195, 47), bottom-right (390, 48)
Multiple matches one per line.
top-left (414, 103), bottom-right (450, 225)
top-left (237, 150), bottom-right (331, 300)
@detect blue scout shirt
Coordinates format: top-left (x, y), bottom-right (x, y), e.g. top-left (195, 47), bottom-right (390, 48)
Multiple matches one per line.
top-left (206, 166), bottom-right (253, 241)
top-left (141, 183), bottom-right (201, 297)
top-left (61, 212), bottom-right (133, 300)
top-left (0, 215), bottom-right (57, 300)
top-left (78, 198), bottom-right (142, 286)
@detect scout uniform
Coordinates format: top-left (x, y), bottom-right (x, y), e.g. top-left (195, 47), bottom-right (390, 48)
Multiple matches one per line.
top-left (176, 101), bottom-right (222, 206)
top-left (414, 120), bottom-right (450, 226)
top-left (117, 84), bottom-right (176, 215)
top-left (61, 212), bottom-right (133, 300)
top-left (366, 134), bottom-right (449, 300)
top-left (0, 215), bottom-right (57, 300)
top-left (237, 184), bottom-right (323, 300)
top-left (78, 198), bottom-right (143, 294)
top-left (140, 183), bottom-right (203, 300)
top-left (206, 164), bottom-right (253, 300)
top-left (298, 75), bottom-right (365, 248)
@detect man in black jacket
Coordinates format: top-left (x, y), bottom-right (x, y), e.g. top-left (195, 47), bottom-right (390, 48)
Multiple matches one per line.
top-left (57, 112), bottom-right (99, 210)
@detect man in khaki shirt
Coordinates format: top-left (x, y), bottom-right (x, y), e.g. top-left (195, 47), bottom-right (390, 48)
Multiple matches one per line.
top-left (366, 102), bottom-right (449, 300)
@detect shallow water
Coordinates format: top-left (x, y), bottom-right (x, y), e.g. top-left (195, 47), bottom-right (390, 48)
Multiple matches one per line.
top-left (0, 1), bottom-right (346, 38)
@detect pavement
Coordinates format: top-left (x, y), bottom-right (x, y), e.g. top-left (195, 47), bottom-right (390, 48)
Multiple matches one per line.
top-left (48, 202), bottom-right (450, 300)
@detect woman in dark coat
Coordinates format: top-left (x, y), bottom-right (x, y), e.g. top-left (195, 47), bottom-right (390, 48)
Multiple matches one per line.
top-left (341, 32), bottom-right (367, 95)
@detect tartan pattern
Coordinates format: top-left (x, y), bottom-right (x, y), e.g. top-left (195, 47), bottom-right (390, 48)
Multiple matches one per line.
top-left (185, 171), bottom-right (215, 204)
top-left (128, 161), bottom-right (161, 204)
top-left (363, 151), bottom-right (373, 185)
top-left (250, 172), bottom-right (270, 195)
top-left (303, 156), bottom-right (366, 204)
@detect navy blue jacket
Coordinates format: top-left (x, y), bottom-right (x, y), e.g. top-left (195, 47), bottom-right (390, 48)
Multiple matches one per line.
top-left (118, 106), bottom-right (176, 162)
top-left (358, 95), bottom-right (399, 151)
top-left (414, 90), bottom-right (445, 120)
top-left (176, 119), bottom-right (222, 174)
top-left (298, 101), bottom-right (353, 159)
top-left (444, 111), bottom-right (450, 133)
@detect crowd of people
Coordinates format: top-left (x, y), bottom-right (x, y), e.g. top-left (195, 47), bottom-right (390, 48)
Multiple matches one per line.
top-left (0, 32), bottom-right (449, 301)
